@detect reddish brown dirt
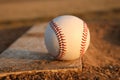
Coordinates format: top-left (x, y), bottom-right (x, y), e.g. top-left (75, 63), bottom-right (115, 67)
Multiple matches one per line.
top-left (82, 21), bottom-right (120, 80)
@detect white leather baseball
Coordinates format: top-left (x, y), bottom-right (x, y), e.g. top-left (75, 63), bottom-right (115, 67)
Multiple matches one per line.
top-left (44, 15), bottom-right (90, 60)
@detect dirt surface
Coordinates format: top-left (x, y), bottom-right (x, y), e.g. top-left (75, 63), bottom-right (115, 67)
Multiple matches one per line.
top-left (0, 0), bottom-right (120, 22)
top-left (0, 0), bottom-right (120, 80)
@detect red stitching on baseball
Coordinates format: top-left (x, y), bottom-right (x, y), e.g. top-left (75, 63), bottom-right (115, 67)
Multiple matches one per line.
top-left (80, 22), bottom-right (88, 55)
top-left (50, 21), bottom-right (66, 59)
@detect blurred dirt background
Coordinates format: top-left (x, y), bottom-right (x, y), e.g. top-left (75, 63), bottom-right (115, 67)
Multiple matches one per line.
top-left (0, 0), bottom-right (120, 80)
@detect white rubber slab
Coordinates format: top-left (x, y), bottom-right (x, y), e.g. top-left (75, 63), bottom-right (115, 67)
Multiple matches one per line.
top-left (0, 23), bottom-right (82, 73)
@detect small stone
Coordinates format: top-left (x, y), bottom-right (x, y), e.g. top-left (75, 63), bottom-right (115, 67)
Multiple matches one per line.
top-left (94, 76), bottom-right (100, 80)
top-left (109, 65), bottom-right (113, 70)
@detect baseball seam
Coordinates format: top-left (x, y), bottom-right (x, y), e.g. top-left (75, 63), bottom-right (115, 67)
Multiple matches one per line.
top-left (50, 21), bottom-right (66, 59)
top-left (80, 22), bottom-right (88, 55)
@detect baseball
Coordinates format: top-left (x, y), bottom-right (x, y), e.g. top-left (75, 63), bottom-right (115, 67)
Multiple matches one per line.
top-left (44, 15), bottom-right (90, 60)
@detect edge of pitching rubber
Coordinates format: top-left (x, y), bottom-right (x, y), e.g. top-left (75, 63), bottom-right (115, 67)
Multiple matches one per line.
top-left (0, 68), bottom-right (82, 78)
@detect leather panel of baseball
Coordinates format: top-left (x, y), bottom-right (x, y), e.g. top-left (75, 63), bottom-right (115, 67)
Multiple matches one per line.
top-left (45, 15), bottom-right (90, 60)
